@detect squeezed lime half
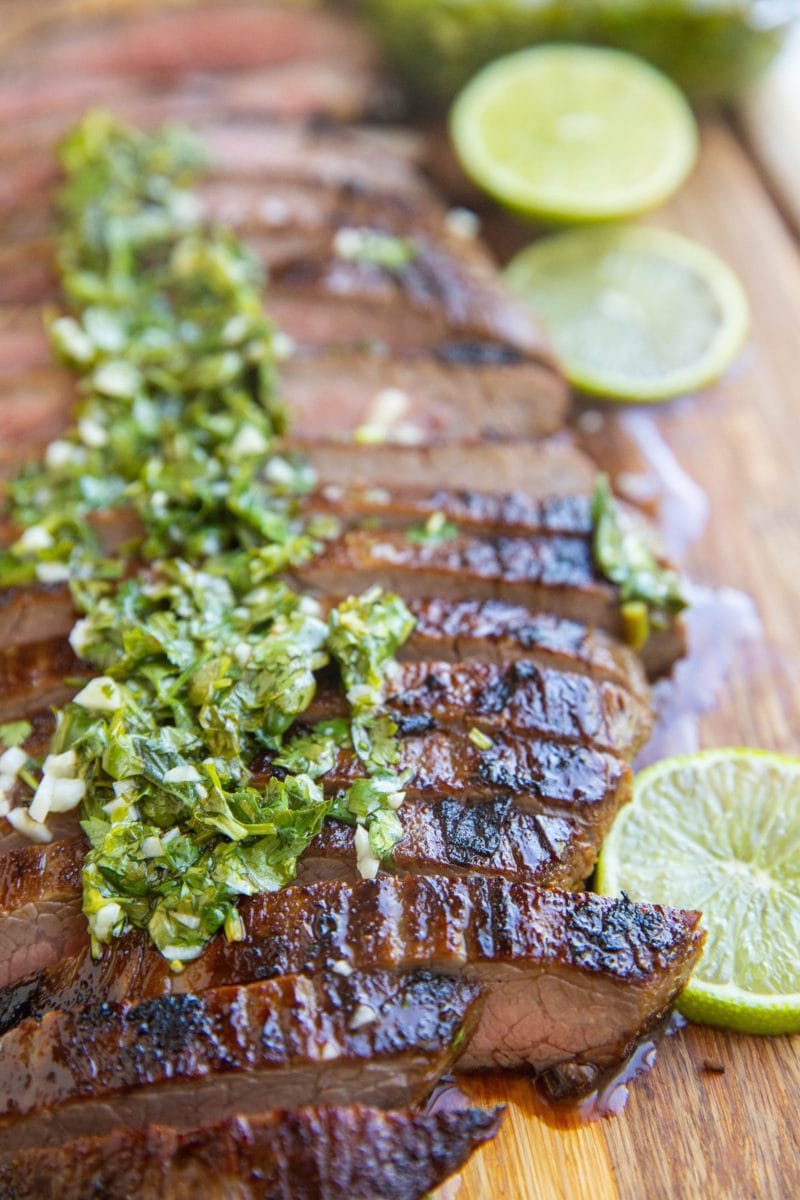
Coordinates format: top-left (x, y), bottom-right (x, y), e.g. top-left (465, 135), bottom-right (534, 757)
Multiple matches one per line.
top-left (596, 749), bottom-right (800, 1035)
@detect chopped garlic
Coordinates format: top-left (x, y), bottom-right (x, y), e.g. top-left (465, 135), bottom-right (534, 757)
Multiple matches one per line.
top-left (263, 455), bottom-right (296, 486)
top-left (73, 676), bottom-right (124, 712)
top-left (354, 824), bottom-right (379, 881)
top-left (0, 799), bottom-right (9, 818)
top-left (45, 439), bottom-right (85, 469)
top-left (30, 775), bottom-right (85, 823)
top-left (93, 902), bottom-right (122, 941)
top-left (69, 618), bottom-right (92, 657)
top-left (35, 561), bottom-right (71, 584)
top-left (349, 1003), bottom-right (377, 1030)
top-left (6, 807), bottom-right (53, 843)
top-left (232, 641), bottom-right (252, 666)
top-left (230, 423), bottom-right (269, 459)
top-left (272, 331), bottom-right (295, 360)
top-left (0, 775), bottom-right (16, 801)
top-left (364, 387), bottom-right (409, 429)
top-left (13, 525), bottom-right (53, 554)
top-left (163, 764), bottom-right (202, 784)
top-left (78, 417), bottom-right (109, 448)
top-left (320, 1041), bottom-right (340, 1061)
top-left (43, 749), bottom-right (77, 778)
top-left (141, 836), bottom-right (163, 859)
top-left (445, 207), bottom-right (481, 239)
top-left (174, 911), bottom-right (201, 930)
top-left (0, 746), bottom-right (27, 776)
top-left (331, 959), bottom-right (353, 977)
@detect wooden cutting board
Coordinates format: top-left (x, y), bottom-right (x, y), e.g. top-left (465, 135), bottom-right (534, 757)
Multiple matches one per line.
top-left (0, 5), bottom-right (798, 1193)
top-left (449, 114), bottom-right (800, 1200)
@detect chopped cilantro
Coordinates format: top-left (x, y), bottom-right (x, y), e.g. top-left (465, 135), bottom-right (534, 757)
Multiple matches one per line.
top-left (0, 113), bottom-right (417, 962)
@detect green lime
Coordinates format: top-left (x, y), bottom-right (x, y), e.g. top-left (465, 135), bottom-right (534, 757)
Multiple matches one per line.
top-left (450, 45), bottom-right (698, 222)
top-left (596, 749), bottom-right (800, 1035)
top-left (504, 225), bottom-right (748, 401)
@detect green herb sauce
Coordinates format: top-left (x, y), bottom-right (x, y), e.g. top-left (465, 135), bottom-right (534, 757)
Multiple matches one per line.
top-left (591, 474), bottom-right (686, 646)
top-left (1, 113), bottom-right (415, 963)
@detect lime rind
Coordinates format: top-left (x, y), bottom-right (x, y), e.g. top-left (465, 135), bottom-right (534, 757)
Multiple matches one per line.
top-left (596, 748), bottom-right (800, 1037)
top-left (504, 225), bottom-right (749, 402)
top-left (450, 44), bottom-right (698, 224)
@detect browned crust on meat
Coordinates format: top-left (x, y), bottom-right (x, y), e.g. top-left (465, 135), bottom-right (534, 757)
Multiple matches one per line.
top-left (0, 970), bottom-right (482, 1153)
top-left (0, 1104), bottom-right (503, 1200)
top-left (0, 876), bottom-right (704, 1091)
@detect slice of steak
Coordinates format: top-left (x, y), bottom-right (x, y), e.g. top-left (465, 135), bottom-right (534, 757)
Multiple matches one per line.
top-left (296, 528), bottom-right (618, 629)
top-left (0, 840), bottom-right (86, 988)
top-left (6, 2), bottom-right (379, 81)
top-left (0, 637), bottom-right (80, 721)
top-left (308, 486), bottom-right (592, 538)
top-left (0, 800), bottom-right (589, 992)
top-left (257, 728), bottom-right (632, 847)
top-left (0, 1104), bottom-right (502, 1200)
top-left (280, 347), bottom-right (567, 441)
top-left (265, 251), bottom-right (551, 360)
top-left (294, 438), bottom-right (597, 497)
top-left (0, 353), bottom-right (567, 463)
top-left (401, 598), bottom-right (650, 693)
top-left (0, 584), bottom-right (76, 650)
top-left (0, 877), bottom-right (704, 1095)
top-left (307, 657), bottom-right (652, 757)
top-left (297, 800), bottom-right (597, 890)
top-left (0, 969), bottom-right (481, 1155)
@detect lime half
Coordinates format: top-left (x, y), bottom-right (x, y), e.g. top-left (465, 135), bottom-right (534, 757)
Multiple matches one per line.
top-left (450, 44), bottom-right (698, 223)
top-left (504, 226), bottom-right (749, 401)
top-left (596, 749), bottom-right (800, 1035)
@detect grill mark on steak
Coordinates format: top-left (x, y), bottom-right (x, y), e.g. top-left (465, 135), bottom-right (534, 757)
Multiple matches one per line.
top-left (296, 528), bottom-right (618, 629)
top-left (0, 797), bottom-right (595, 991)
top-left (0, 1104), bottom-right (503, 1200)
top-left (0, 876), bottom-right (704, 1093)
top-left (0, 969), bottom-right (482, 1154)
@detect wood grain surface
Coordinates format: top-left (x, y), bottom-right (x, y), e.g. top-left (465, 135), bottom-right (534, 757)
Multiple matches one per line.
top-left (449, 118), bottom-right (800, 1200)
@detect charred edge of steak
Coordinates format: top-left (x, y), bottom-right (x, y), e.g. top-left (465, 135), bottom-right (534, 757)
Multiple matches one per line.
top-left (0, 877), bottom-right (704, 1053)
top-left (0, 1104), bottom-right (503, 1200)
top-left (0, 971), bottom-right (483, 1146)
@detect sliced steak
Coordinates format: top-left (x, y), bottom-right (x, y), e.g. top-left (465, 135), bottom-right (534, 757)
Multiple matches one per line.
top-left (0, 876), bottom-right (704, 1094)
top-left (0, 1104), bottom-right (502, 1200)
top-left (0, 969), bottom-right (481, 1154)
top-left (0, 637), bottom-right (80, 721)
top-left (265, 251), bottom-right (551, 359)
top-left (308, 486), bottom-right (592, 537)
top-left (280, 348), bottom-right (567, 441)
top-left (251, 728), bottom-right (632, 841)
top-left (308, 658), bottom-right (652, 757)
top-left (295, 438), bottom-right (597, 497)
top-left (402, 598), bottom-right (650, 693)
top-left (0, 840), bottom-right (86, 988)
top-left (297, 800), bottom-right (597, 890)
top-left (0, 584), bottom-right (76, 651)
top-left (0, 801), bottom-right (594, 988)
top-left (296, 528), bottom-right (618, 628)
top-left (6, 2), bottom-right (379, 80)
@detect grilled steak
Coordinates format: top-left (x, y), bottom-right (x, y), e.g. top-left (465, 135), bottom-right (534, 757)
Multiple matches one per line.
top-left (297, 528), bottom-right (618, 627)
top-left (0, 969), bottom-right (481, 1154)
top-left (308, 658), bottom-right (651, 757)
top-left (0, 352), bottom-right (567, 470)
top-left (0, 840), bottom-right (86, 987)
top-left (401, 597), bottom-right (650, 691)
top-left (0, 876), bottom-right (703, 1094)
top-left (7, 2), bottom-right (378, 80)
top-left (0, 801), bottom-right (596, 992)
top-left (0, 637), bottom-right (79, 720)
top-left (0, 1104), bottom-right (502, 1200)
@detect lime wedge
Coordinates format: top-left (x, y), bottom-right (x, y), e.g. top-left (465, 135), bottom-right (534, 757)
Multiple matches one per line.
top-left (450, 45), bottom-right (698, 222)
top-left (504, 226), bottom-right (748, 401)
top-left (596, 750), bottom-right (800, 1035)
